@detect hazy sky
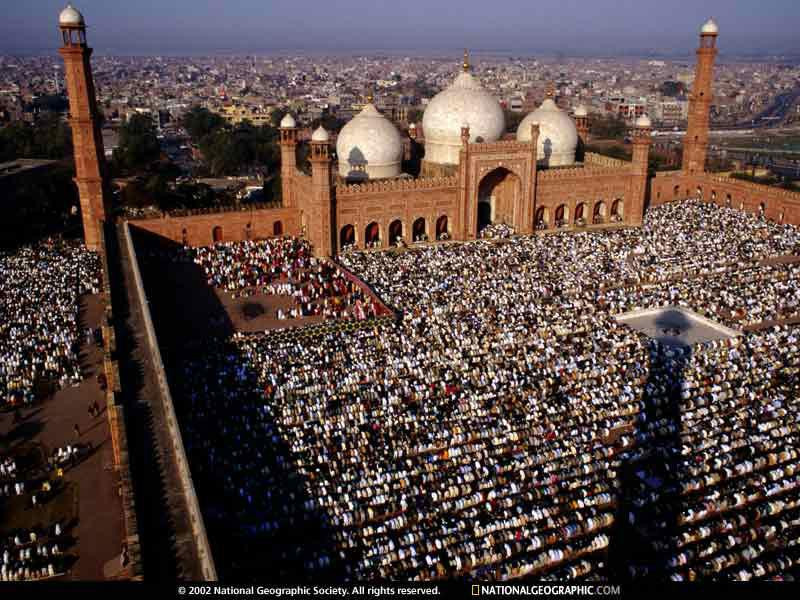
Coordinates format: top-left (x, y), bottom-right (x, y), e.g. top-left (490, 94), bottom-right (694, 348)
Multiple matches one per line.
top-left (3, 0), bottom-right (799, 56)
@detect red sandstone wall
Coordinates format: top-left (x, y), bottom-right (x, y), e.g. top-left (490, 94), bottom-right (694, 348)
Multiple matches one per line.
top-left (535, 167), bottom-right (637, 226)
top-left (336, 186), bottom-right (458, 249)
top-left (649, 172), bottom-right (800, 226)
top-left (127, 206), bottom-right (301, 247)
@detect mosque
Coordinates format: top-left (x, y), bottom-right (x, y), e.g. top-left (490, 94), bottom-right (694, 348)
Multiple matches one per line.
top-left (57, 4), bottom-right (800, 256)
top-left (277, 49), bottom-right (651, 256)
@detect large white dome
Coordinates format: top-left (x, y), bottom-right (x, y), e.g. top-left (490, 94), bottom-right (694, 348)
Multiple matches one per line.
top-left (336, 103), bottom-right (403, 181)
top-left (516, 98), bottom-right (578, 167)
top-left (422, 70), bottom-right (505, 166)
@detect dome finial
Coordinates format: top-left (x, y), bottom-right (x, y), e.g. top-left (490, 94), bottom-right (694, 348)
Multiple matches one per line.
top-left (59, 2), bottom-right (85, 27)
top-left (462, 49), bottom-right (470, 73)
top-left (701, 17), bottom-right (719, 35)
top-left (545, 82), bottom-right (556, 99)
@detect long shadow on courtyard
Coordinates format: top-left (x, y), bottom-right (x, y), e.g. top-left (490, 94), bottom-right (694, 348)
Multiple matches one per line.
top-left (106, 222), bottom-right (184, 579)
top-left (130, 228), bottom-right (347, 581)
top-left (609, 311), bottom-right (691, 580)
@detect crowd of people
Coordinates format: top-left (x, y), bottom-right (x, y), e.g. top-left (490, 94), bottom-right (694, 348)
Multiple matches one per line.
top-left (0, 239), bottom-right (100, 408)
top-left (167, 199), bottom-right (800, 581)
top-left (0, 522), bottom-right (69, 581)
top-left (479, 223), bottom-right (515, 239)
top-left (0, 238), bottom-right (98, 580)
top-left (176, 237), bottom-right (383, 322)
top-left (1, 444), bottom-right (73, 580)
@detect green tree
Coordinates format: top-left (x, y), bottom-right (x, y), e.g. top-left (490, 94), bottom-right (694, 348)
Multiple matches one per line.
top-left (270, 108), bottom-right (288, 128)
top-left (406, 108), bottom-right (423, 124)
top-left (198, 120), bottom-right (280, 177)
top-left (113, 113), bottom-right (161, 174)
top-left (311, 115), bottom-right (346, 134)
top-left (589, 114), bottom-right (628, 140)
top-left (0, 115), bottom-right (73, 161)
top-left (32, 94), bottom-right (69, 113)
top-left (659, 81), bottom-right (686, 98)
top-left (504, 110), bottom-right (525, 134)
top-left (1, 162), bottom-right (80, 247)
top-left (181, 106), bottom-right (225, 142)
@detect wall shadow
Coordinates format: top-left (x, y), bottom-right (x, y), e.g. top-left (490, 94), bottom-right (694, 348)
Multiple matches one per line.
top-left (345, 147), bottom-right (368, 182)
top-left (402, 138), bottom-right (423, 177)
top-left (130, 230), bottom-right (347, 581)
top-left (609, 310), bottom-right (693, 581)
top-left (541, 138), bottom-right (553, 167)
top-left (104, 221), bottom-right (182, 579)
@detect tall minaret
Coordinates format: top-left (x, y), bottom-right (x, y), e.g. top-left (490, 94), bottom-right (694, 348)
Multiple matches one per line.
top-left (278, 112), bottom-right (298, 207)
top-left (682, 18), bottom-right (719, 175)
top-left (630, 114), bottom-right (653, 225)
top-left (58, 4), bottom-right (108, 250)
top-left (574, 105), bottom-right (589, 144)
top-left (308, 126), bottom-right (334, 257)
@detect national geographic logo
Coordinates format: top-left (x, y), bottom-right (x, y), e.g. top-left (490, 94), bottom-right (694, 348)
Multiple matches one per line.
top-left (471, 585), bottom-right (621, 597)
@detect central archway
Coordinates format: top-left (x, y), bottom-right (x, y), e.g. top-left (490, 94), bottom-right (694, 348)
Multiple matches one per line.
top-left (476, 167), bottom-right (520, 236)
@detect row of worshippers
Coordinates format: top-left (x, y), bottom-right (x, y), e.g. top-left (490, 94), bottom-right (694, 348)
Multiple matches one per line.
top-left (0, 457), bottom-right (76, 579)
top-left (479, 223), bottom-right (515, 239)
top-left (173, 237), bottom-right (382, 321)
top-left (1, 429), bottom-right (76, 580)
top-left (166, 199), bottom-right (800, 581)
top-left (1, 523), bottom-right (68, 581)
top-left (0, 239), bottom-right (100, 407)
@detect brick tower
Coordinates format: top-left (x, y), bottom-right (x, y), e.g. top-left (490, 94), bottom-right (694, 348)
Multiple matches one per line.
top-left (629, 114), bottom-right (653, 225)
top-left (278, 113), bottom-right (298, 208)
top-left (574, 105), bottom-right (589, 144)
top-left (308, 126), bottom-right (334, 257)
top-left (58, 4), bottom-right (108, 250)
top-left (682, 18), bottom-right (719, 175)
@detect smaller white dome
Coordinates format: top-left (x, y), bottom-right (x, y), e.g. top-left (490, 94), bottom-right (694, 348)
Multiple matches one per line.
top-left (574, 104), bottom-right (588, 117)
top-left (59, 3), bottom-right (84, 26)
top-left (311, 126), bottom-right (329, 142)
top-left (279, 113), bottom-right (296, 128)
top-left (635, 114), bottom-right (652, 128)
top-left (336, 103), bottom-right (403, 180)
top-left (517, 98), bottom-right (579, 167)
top-left (701, 18), bottom-right (718, 35)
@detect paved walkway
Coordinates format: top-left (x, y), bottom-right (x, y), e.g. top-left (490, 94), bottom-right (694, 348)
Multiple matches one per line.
top-left (0, 294), bottom-right (123, 580)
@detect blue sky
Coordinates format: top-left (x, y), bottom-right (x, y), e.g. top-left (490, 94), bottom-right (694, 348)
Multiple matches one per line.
top-left (3, 0), bottom-right (799, 55)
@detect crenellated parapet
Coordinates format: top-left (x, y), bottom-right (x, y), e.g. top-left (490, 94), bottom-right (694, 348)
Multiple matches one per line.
top-left (584, 152), bottom-right (631, 169)
top-left (467, 140), bottom-right (535, 154)
top-left (538, 164), bottom-right (631, 181)
top-left (337, 175), bottom-right (458, 196)
top-left (703, 174), bottom-right (800, 201)
top-left (127, 202), bottom-right (285, 221)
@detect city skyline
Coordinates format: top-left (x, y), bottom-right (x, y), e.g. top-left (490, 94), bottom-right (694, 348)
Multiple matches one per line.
top-left (2, 0), bottom-right (800, 56)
